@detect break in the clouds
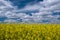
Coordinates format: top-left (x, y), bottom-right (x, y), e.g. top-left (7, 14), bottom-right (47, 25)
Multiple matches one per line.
top-left (0, 0), bottom-right (60, 23)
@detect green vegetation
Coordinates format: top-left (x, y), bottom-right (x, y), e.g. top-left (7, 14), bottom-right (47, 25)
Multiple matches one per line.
top-left (0, 24), bottom-right (60, 40)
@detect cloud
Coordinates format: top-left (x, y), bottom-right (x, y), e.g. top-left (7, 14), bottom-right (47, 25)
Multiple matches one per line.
top-left (4, 19), bottom-right (18, 23)
top-left (0, 0), bottom-right (60, 23)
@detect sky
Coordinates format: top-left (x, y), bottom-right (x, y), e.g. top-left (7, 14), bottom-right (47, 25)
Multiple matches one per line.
top-left (0, 0), bottom-right (60, 23)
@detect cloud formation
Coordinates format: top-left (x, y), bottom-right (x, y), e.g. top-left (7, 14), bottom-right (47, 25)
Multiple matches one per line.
top-left (0, 0), bottom-right (60, 23)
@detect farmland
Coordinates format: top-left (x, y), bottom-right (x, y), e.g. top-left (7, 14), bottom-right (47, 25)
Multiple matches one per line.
top-left (0, 24), bottom-right (60, 40)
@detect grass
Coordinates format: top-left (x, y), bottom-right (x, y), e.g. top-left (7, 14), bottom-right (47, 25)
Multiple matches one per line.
top-left (0, 24), bottom-right (60, 40)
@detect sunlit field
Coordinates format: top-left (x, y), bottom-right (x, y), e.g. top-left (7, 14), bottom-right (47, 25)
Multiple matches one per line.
top-left (0, 24), bottom-right (60, 40)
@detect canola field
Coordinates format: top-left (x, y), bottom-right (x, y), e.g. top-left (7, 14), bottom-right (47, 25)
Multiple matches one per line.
top-left (0, 24), bottom-right (60, 40)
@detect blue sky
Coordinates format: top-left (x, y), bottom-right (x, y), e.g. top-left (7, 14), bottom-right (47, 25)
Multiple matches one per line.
top-left (9, 0), bottom-right (43, 9)
top-left (0, 0), bottom-right (60, 23)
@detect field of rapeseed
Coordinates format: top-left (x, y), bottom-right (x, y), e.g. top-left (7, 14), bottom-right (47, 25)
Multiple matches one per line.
top-left (0, 24), bottom-right (60, 40)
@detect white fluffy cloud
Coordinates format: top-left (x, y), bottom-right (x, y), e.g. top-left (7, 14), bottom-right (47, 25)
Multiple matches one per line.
top-left (0, 0), bottom-right (60, 23)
